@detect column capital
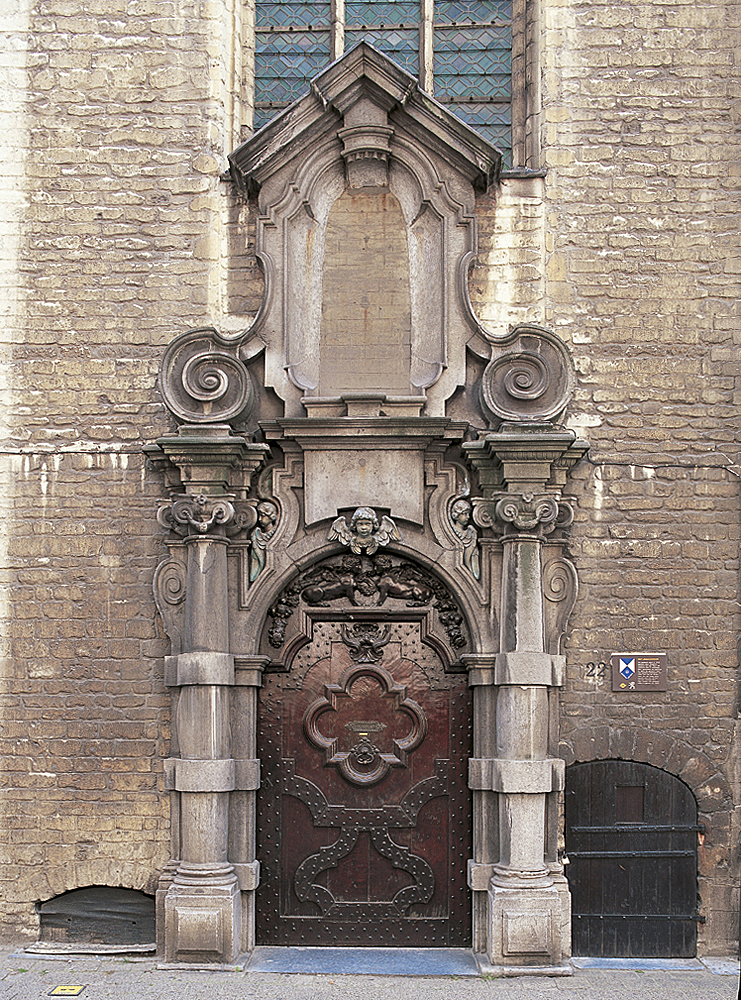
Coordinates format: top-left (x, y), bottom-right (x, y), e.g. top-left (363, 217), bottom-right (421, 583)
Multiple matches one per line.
top-left (462, 426), bottom-right (588, 498)
top-left (148, 426), bottom-right (270, 497)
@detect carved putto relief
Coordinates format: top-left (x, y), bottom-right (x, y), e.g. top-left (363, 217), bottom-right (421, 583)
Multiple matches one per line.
top-left (329, 507), bottom-right (401, 555)
top-left (266, 554), bottom-right (468, 652)
top-left (449, 498), bottom-right (481, 580)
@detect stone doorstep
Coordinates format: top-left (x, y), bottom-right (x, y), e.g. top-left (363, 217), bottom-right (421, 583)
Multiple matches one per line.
top-left (244, 947), bottom-right (481, 976)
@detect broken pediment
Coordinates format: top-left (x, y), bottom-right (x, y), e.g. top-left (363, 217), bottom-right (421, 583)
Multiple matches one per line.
top-left (227, 43), bottom-right (502, 419)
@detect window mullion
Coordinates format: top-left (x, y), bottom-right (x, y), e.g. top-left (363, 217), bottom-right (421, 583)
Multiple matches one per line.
top-left (331, 0), bottom-right (345, 60)
top-left (419, 0), bottom-right (433, 94)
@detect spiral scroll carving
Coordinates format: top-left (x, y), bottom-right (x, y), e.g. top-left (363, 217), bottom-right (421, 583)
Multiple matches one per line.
top-left (480, 324), bottom-right (575, 425)
top-left (157, 494), bottom-right (236, 535)
top-left (543, 556), bottom-right (579, 655)
top-left (543, 557), bottom-right (577, 604)
top-left (159, 327), bottom-right (255, 426)
top-left (152, 557), bottom-right (186, 655)
top-left (153, 558), bottom-right (187, 606)
top-left (502, 353), bottom-right (548, 400)
top-left (496, 494), bottom-right (559, 532)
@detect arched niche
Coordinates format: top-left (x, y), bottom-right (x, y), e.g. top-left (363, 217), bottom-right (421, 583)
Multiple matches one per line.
top-left (228, 43), bottom-right (501, 418)
top-left (36, 886), bottom-right (155, 950)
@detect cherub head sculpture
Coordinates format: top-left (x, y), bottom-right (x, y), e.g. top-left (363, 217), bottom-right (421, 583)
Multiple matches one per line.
top-left (329, 506), bottom-right (401, 555)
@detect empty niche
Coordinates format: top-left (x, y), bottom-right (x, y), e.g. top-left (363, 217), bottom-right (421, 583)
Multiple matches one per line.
top-left (37, 886), bottom-right (155, 949)
top-left (319, 188), bottom-right (411, 396)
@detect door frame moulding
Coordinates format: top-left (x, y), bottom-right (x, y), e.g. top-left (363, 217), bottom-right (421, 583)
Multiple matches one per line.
top-left (147, 42), bottom-right (588, 969)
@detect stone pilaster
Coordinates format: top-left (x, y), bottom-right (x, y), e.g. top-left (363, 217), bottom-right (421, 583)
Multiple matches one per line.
top-left (154, 428), bottom-right (268, 965)
top-left (464, 412), bottom-right (587, 970)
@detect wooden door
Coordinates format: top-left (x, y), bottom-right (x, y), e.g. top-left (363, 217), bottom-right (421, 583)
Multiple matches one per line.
top-left (256, 618), bottom-right (471, 946)
top-left (565, 760), bottom-right (699, 957)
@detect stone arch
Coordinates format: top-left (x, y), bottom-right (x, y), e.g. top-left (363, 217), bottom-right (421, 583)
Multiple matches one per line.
top-left (558, 724), bottom-right (736, 946)
top-left (239, 519), bottom-right (493, 657)
top-left (256, 543), bottom-right (478, 668)
top-left (558, 725), bottom-right (733, 815)
top-left (31, 860), bottom-right (159, 906)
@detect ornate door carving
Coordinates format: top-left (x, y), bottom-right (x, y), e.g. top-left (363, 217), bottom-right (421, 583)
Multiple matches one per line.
top-left (256, 614), bottom-right (471, 946)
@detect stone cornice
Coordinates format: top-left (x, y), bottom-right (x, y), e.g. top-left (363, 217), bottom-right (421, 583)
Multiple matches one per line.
top-left (262, 416), bottom-right (469, 448)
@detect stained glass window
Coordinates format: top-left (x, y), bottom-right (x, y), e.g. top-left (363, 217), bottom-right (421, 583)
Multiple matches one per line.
top-left (254, 2), bottom-right (330, 130)
top-left (433, 2), bottom-right (512, 165)
top-left (345, 2), bottom-right (420, 76)
top-left (253, 0), bottom-right (513, 164)
top-left (346, 1), bottom-right (420, 25)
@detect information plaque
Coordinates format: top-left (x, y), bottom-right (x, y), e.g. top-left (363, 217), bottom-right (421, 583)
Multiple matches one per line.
top-left (611, 652), bottom-right (667, 692)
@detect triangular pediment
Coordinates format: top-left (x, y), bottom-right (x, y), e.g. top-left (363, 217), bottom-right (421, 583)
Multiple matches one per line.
top-left (228, 42), bottom-right (501, 193)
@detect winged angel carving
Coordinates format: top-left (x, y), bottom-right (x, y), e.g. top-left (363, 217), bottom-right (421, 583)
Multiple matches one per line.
top-left (328, 506), bottom-right (401, 556)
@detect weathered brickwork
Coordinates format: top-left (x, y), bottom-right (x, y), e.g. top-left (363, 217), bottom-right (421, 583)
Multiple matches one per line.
top-left (538, 0), bottom-right (741, 955)
top-left (0, 0), bottom-right (245, 941)
top-left (0, 0), bottom-right (738, 956)
top-left (320, 189), bottom-right (412, 395)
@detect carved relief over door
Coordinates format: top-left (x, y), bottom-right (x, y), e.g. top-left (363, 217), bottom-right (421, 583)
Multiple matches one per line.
top-left (256, 564), bottom-right (471, 947)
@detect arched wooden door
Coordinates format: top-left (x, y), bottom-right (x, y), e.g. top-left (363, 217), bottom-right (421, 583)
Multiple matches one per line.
top-left (256, 613), bottom-right (471, 947)
top-left (565, 760), bottom-right (700, 957)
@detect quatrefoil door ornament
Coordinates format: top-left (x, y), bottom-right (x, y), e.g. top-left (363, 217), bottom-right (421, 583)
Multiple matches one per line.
top-left (303, 663), bottom-right (428, 786)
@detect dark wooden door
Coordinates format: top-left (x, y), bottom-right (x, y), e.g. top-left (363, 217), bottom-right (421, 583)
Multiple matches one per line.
top-left (565, 760), bottom-right (699, 957)
top-left (256, 618), bottom-right (471, 946)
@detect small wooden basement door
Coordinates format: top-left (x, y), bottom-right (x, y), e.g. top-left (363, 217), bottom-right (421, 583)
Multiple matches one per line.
top-left (256, 617), bottom-right (471, 947)
top-left (565, 760), bottom-right (699, 957)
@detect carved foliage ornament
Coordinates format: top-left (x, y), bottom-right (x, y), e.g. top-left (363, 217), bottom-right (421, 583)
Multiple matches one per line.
top-left (159, 327), bottom-right (255, 426)
top-left (473, 495), bottom-right (574, 535)
top-left (157, 494), bottom-right (237, 534)
top-left (157, 494), bottom-right (281, 546)
top-left (480, 325), bottom-right (575, 426)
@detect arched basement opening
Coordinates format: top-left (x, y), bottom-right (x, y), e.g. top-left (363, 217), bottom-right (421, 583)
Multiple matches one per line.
top-left (35, 887), bottom-right (155, 953)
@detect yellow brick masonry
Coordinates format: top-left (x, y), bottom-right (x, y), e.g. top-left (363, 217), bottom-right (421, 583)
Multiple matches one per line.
top-left (539, 0), bottom-right (740, 955)
top-left (0, 0), bottom-right (251, 942)
top-left (0, 0), bottom-right (738, 956)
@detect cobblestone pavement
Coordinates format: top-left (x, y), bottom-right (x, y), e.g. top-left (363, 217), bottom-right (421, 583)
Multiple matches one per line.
top-left (0, 951), bottom-right (738, 1000)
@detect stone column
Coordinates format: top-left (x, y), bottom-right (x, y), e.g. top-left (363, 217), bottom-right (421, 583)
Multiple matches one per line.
top-left (486, 492), bottom-right (565, 967)
top-left (155, 428), bottom-right (268, 965)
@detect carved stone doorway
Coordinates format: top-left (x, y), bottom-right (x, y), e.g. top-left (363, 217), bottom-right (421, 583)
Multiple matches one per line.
top-left (255, 591), bottom-right (472, 947)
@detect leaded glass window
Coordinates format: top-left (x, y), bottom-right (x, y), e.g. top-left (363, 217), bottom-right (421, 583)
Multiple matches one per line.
top-left (433, 2), bottom-right (512, 160)
top-left (253, 0), bottom-right (513, 165)
top-left (254, 2), bottom-right (331, 131)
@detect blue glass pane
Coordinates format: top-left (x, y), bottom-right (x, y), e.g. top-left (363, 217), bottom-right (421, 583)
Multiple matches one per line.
top-left (255, 30), bottom-right (330, 104)
top-left (345, 28), bottom-right (419, 73)
top-left (434, 0), bottom-right (510, 23)
top-left (434, 25), bottom-right (511, 99)
top-left (256, 2), bottom-right (330, 28)
top-left (346, 1), bottom-right (420, 26)
top-left (254, 107), bottom-right (278, 130)
top-left (443, 100), bottom-right (511, 164)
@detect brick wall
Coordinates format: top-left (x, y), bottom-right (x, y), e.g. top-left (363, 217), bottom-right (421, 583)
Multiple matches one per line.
top-left (539, 0), bottom-right (741, 954)
top-left (0, 0), bottom-right (245, 941)
top-left (0, 0), bottom-right (737, 955)
top-left (319, 189), bottom-right (412, 395)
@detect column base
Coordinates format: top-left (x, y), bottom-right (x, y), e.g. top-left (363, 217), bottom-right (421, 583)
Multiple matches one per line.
top-left (487, 883), bottom-right (569, 967)
top-left (163, 863), bottom-right (242, 964)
